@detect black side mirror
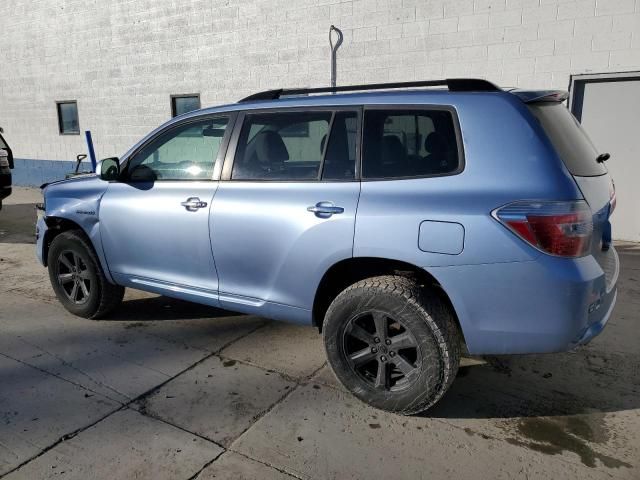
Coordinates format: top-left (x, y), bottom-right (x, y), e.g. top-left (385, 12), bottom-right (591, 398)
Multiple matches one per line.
top-left (98, 157), bottom-right (120, 181)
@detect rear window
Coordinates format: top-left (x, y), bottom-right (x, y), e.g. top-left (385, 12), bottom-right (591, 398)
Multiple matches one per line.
top-left (362, 109), bottom-right (461, 179)
top-left (528, 103), bottom-right (606, 177)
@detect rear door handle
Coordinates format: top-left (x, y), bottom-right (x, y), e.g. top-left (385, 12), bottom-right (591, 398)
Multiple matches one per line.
top-left (181, 197), bottom-right (208, 211)
top-left (307, 201), bottom-right (344, 217)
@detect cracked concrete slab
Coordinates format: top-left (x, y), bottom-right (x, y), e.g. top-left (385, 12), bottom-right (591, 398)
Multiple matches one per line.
top-left (221, 322), bottom-right (326, 378)
top-left (232, 383), bottom-right (629, 480)
top-left (0, 355), bottom-right (119, 476)
top-left (3, 409), bottom-right (222, 480)
top-left (135, 355), bottom-right (295, 447)
top-left (0, 244), bottom-right (53, 300)
top-left (0, 294), bottom-right (270, 402)
top-left (0, 298), bottom-right (174, 401)
top-left (197, 451), bottom-right (295, 479)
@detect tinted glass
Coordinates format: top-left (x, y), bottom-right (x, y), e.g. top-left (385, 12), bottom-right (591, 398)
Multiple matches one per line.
top-left (172, 96), bottom-right (201, 117)
top-left (57, 102), bottom-right (79, 134)
top-left (322, 111), bottom-right (357, 180)
top-left (362, 109), bottom-right (460, 179)
top-left (126, 117), bottom-right (228, 181)
top-left (528, 103), bottom-right (606, 177)
top-left (0, 134), bottom-right (7, 149)
top-left (232, 111), bottom-right (331, 180)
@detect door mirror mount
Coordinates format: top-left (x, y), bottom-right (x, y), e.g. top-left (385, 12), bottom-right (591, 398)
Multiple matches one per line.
top-left (98, 157), bottom-right (120, 181)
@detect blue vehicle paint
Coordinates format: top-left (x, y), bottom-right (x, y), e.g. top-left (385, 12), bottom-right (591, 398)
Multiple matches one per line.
top-left (36, 86), bottom-right (619, 355)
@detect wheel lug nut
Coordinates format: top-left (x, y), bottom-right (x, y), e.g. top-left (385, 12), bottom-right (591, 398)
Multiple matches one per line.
top-left (389, 351), bottom-right (395, 357)
top-left (371, 347), bottom-right (377, 353)
top-left (385, 339), bottom-right (391, 346)
top-left (380, 355), bottom-right (387, 362)
top-left (374, 337), bottom-right (381, 343)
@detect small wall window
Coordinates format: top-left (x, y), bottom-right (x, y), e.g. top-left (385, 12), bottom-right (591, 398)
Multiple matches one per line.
top-left (56, 101), bottom-right (80, 135)
top-left (171, 94), bottom-right (201, 117)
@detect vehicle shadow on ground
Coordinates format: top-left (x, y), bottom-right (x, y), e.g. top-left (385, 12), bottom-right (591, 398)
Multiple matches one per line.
top-left (0, 203), bottom-right (37, 244)
top-left (425, 350), bottom-right (640, 420)
top-left (104, 295), bottom-right (244, 322)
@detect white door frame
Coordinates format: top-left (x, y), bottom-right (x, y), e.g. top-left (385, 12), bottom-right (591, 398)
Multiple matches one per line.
top-left (568, 71), bottom-right (640, 121)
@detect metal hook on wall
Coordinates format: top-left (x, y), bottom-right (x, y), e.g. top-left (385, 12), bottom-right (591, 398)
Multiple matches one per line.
top-left (329, 25), bottom-right (343, 90)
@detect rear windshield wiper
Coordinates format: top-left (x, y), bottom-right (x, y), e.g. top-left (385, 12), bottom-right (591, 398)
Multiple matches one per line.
top-left (596, 153), bottom-right (610, 163)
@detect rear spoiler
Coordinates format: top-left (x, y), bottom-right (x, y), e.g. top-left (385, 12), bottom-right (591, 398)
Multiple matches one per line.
top-left (508, 89), bottom-right (569, 103)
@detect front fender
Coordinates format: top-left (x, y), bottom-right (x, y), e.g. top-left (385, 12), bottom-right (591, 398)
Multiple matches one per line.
top-left (40, 176), bottom-right (114, 283)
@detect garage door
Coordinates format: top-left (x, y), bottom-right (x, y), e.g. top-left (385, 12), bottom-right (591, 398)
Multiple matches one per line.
top-left (570, 72), bottom-right (640, 243)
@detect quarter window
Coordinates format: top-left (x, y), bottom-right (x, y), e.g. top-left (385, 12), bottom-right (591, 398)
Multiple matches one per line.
top-left (126, 117), bottom-right (229, 181)
top-left (362, 109), bottom-right (460, 179)
top-left (57, 101), bottom-right (80, 135)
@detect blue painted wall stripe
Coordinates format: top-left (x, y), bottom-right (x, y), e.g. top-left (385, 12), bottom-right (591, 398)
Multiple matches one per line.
top-left (12, 158), bottom-right (87, 187)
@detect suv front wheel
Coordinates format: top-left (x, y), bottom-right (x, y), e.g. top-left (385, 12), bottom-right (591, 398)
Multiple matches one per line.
top-left (323, 275), bottom-right (460, 415)
top-left (47, 230), bottom-right (124, 319)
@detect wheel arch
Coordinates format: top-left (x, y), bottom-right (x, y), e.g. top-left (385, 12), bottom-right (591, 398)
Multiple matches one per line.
top-left (43, 216), bottom-right (115, 284)
top-left (312, 257), bottom-right (465, 345)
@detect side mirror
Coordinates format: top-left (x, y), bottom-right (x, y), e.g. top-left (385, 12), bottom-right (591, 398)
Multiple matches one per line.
top-left (98, 157), bottom-right (120, 181)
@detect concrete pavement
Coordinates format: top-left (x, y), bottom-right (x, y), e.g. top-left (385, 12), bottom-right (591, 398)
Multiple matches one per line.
top-left (0, 187), bottom-right (638, 479)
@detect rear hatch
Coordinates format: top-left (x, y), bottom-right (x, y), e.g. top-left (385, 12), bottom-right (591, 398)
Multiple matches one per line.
top-left (526, 100), bottom-right (617, 290)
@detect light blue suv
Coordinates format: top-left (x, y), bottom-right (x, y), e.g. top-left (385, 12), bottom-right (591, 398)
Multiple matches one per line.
top-left (36, 79), bottom-right (619, 414)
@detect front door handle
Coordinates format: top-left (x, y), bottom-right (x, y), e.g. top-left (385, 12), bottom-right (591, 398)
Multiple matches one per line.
top-left (181, 197), bottom-right (208, 211)
top-left (307, 201), bottom-right (344, 218)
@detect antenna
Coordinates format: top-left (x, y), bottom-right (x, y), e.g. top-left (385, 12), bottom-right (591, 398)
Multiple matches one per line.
top-left (329, 25), bottom-right (343, 90)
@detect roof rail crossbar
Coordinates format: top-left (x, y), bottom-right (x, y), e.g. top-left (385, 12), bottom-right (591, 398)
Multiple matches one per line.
top-left (239, 78), bottom-right (500, 102)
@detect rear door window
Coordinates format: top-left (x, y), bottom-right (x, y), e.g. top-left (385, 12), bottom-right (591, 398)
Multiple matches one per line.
top-left (528, 103), bottom-right (606, 177)
top-left (232, 110), bottom-right (358, 181)
top-left (322, 111), bottom-right (358, 180)
top-left (362, 108), bottom-right (461, 179)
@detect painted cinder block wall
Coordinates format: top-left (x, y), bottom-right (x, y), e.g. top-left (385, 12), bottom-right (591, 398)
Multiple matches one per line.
top-left (1, 0), bottom-right (640, 185)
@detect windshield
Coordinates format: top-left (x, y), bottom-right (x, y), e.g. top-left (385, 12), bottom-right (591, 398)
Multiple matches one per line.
top-left (528, 103), bottom-right (607, 177)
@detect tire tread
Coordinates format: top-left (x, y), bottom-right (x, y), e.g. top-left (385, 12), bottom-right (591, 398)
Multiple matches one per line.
top-left (323, 275), bottom-right (461, 415)
top-left (48, 230), bottom-right (124, 319)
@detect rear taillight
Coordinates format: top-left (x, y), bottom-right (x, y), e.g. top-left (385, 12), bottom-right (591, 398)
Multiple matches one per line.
top-left (493, 201), bottom-right (593, 257)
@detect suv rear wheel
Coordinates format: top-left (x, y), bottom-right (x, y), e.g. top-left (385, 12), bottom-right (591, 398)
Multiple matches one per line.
top-left (323, 275), bottom-right (460, 415)
top-left (47, 230), bottom-right (124, 319)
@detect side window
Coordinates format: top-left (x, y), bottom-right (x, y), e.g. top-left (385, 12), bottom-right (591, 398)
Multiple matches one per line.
top-left (362, 109), bottom-right (460, 179)
top-left (322, 111), bottom-right (358, 180)
top-left (232, 111), bottom-right (331, 181)
top-left (126, 117), bottom-right (229, 181)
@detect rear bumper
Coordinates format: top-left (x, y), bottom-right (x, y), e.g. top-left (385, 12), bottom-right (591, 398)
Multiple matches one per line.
top-left (574, 289), bottom-right (616, 346)
top-left (427, 246), bottom-right (619, 355)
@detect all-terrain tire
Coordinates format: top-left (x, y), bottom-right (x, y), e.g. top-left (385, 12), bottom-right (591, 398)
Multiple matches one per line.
top-left (47, 230), bottom-right (124, 319)
top-left (323, 275), bottom-right (460, 415)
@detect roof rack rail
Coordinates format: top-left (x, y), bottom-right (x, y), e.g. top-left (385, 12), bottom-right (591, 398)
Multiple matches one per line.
top-left (239, 78), bottom-right (500, 102)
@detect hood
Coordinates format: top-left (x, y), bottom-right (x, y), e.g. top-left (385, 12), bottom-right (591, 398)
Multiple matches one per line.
top-left (40, 172), bottom-right (97, 190)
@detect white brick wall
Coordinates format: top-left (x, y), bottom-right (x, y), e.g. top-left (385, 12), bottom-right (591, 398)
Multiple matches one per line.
top-left (1, 0), bottom-right (640, 161)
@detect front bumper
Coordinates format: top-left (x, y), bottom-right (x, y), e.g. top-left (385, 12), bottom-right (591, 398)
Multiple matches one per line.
top-left (35, 208), bottom-right (48, 266)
